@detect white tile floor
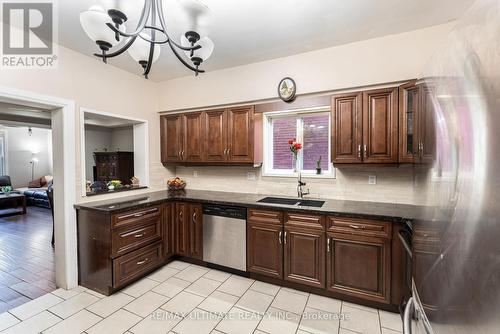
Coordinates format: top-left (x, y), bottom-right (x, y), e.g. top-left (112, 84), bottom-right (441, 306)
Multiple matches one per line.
top-left (0, 261), bottom-right (403, 334)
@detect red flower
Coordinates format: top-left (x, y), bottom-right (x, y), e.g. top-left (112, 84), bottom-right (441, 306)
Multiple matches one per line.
top-left (288, 139), bottom-right (294, 145)
top-left (294, 143), bottom-right (302, 150)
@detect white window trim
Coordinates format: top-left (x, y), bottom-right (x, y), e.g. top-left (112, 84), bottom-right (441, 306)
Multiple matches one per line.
top-left (262, 106), bottom-right (336, 179)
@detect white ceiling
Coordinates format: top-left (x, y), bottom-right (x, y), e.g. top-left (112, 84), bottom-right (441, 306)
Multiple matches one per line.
top-left (59, 0), bottom-right (475, 82)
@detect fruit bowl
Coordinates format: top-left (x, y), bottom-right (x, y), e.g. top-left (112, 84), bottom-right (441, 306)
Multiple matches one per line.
top-left (167, 177), bottom-right (186, 191)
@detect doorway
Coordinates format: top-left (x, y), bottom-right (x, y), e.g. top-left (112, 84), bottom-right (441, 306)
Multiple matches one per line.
top-left (0, 86), bottom-right (77, 309)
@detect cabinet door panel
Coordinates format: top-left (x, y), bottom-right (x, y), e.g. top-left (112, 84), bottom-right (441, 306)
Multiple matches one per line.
top-left (362, 88), bottom-right (398, 163)
top-left (205, 109), bottom-right (228, 162)
top-left (160, 115), bottom-right (183, 163)
top-left (399, 82), bottom-right (419, 163)
top-left (163, 203), bottom-right (174, 259)
top-left (227, 106), bottom-right (254, 163)
top-left (188, 204), bottom-right (203, 260)
top-left (247, 221), bottom-right (283, 279)
top-left (332, 93), bottom-right (363, 163)
top-left (174, 203), bottom-right (189, 256)
top-left (284, 227), bottom-right (325, 288)
top-left (327, 233), bottom-right (391, 304)
top-left (183, 112), bottom-right (204, 162)
top-left (419, 85), bottom-right (436, 164)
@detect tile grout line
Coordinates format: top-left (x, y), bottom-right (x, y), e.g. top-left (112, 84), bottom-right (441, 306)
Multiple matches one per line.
top-left (295, 292), bottom-right (311, 334)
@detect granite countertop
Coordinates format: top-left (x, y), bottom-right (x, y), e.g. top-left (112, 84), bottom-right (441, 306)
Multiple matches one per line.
top-left (74, 189), bottom-right (441, 222)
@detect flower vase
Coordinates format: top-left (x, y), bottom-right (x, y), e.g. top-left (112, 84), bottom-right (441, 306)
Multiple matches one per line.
top-left (293, 155), bottom-right (300, 173)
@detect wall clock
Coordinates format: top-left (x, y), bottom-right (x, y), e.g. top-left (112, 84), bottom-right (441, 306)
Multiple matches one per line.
top-left (278, 77), bottom-right (296, 102)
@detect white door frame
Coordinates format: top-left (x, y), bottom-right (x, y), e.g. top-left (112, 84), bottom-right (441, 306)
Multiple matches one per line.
top-left (0, 85), bottom-right (77, 289)
top-left (79, 107), bottom-right (150, 197)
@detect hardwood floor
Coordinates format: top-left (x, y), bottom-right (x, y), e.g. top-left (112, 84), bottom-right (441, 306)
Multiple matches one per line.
top-left (0, 206), bottom-right (55, 313)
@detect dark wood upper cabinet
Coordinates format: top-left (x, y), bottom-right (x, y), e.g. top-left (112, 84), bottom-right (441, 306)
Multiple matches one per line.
top-left (161, 114), bottom-right (184, 163)
top-left (188, 203), bottom-right (203, 260)
top-left (332, 93), bottom-right (363, 163)
top-left (399, 82), bottom-right (420, 163)
top-left (227, 106), bottom-right (254, 164)
top-left (204, 109), bottom-right (228, 162)
top-left (284, 213), bottom-right (325, 288)
top-left (183, 112), bottom-right (205, 162)
top-left (362, 88), bottom-right (399, 163)
top-left (419, 84), bottom-right (436, 164)
top-left (247, 209), bottom-right (283, 279)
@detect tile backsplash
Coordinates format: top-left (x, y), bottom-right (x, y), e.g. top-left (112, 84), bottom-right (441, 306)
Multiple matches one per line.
top-left (174, 165), bottom-right (434, 205)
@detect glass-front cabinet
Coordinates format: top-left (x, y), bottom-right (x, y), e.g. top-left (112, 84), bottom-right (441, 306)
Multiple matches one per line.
top-left (399, 82), bottom-right (420, 163)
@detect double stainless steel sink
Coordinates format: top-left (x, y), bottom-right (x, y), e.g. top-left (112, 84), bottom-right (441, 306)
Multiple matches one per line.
top-left (258, 197), bottom-right (325, 208)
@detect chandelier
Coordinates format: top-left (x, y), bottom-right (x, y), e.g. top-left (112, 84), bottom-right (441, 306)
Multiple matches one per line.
top-left (80, 0), bottom-right (214, 79)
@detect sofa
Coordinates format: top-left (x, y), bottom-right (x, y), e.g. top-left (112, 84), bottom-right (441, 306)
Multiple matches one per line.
top-left (15, 175), bottom-right (53, 209)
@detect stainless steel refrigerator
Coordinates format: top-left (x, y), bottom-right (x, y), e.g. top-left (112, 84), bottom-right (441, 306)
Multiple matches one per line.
top-left (404, 0), bottom-right (500, 333)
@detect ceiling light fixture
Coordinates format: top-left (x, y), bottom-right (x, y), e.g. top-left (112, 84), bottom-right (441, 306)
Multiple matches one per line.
top-left (80, 0), bottom-right (214, 79)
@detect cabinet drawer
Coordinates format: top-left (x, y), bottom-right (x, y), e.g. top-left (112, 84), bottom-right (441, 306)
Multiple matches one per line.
top-left (111, 219), bottom-right (162, 257)
top-left (327, 217), bottom-right (391, 239)
top-left (112, 206), bottom-right (161, 229)
top-left (247, 209), bottom-right (283, 225)
top-left (113, 241), bottom-right (163, 287)
top-left (285, 212), bottom-right (325, 230)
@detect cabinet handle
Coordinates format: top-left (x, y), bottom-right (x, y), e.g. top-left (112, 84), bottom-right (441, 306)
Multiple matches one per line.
top-left (357, 145), bottom-right (361, 158)
top-left (363, 145), bottom-right (367, 158)
top-left (278, 231), bottom-right (282, 244)
top-left (134, 233), bottom-right (145, 238)
top-left (136, 258), bottom-right (149, 265)
top-left (284, 231), bottom-right (287, 244)
top-left (349, 224), bottom-right (365, 230)
top-left (327, 238), bottom-right (330, 253)
top-left (178, 150), bottom-right (182, 157)
top-left (133, 213), bottom-right (144, 218)
top-left (227, 148), bottom-right (231, 155)
top-left (179, 211), bottom-right (183, 220)
top-left (193, 212), bottom-right (197, 224)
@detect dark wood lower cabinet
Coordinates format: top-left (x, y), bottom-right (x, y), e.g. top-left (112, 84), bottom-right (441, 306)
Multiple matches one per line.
top-left (284, 226), bottom-right (325, 288)
top-left (77, 202), bottom-right (405, 310)
top-left (247, 209), bottom-right (283, 279)
top-left (327, 232), bottom-right (391, 304)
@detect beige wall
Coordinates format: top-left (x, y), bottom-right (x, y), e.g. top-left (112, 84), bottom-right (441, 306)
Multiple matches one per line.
top-left (157, 22), bottom-right (455, 111)
top-left (0, 45), bottom-right (174, 202)
top-left (155, 23), bottom-right (455, 205)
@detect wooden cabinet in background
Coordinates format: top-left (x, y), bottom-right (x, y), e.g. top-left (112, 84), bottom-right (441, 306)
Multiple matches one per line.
top-left (94, 152), bottom-right (134, 185)
top-left (174, 202), bottom-right (203, 259)
top-left (284, 213), bottom-right (326, 288)
top-left (326, 217), bottom-right (392, 304)
top-left (332, 93), bottom-right (363, 163)
top-left (247, 209), bottom-right (284, 279)
top-left (419, 84), bottom-right (436, 164)
top-left (332, 87), bottom-right (398, 164)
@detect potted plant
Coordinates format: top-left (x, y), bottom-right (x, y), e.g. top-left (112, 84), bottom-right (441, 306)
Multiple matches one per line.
top-left (1, 186), bottom-right (12, 196)
top-left (107, 180), bottom-right (122, 190)
top-left (316, 156), bottom-right (322, 174)
top-left (288, 138), bottom-right (302, 172)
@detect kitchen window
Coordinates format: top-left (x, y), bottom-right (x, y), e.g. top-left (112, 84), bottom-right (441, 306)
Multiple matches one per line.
top-left (263, 108), bottom-right (334, 177)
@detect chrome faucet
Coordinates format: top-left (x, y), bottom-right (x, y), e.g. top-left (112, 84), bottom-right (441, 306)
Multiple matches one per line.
top-left (297, 173), bottom-right (310, 199)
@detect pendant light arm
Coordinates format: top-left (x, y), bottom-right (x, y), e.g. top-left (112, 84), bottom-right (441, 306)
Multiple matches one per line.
top-left (167, 40), bottom-right (205, 74)
top-left (94, 35), bottom-right (138, 58)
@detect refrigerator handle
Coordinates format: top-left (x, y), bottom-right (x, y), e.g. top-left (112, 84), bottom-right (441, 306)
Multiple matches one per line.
top-left (398, 230), bottom-right (413, 259)
top-left (403, 297), bottom-right (414, 334)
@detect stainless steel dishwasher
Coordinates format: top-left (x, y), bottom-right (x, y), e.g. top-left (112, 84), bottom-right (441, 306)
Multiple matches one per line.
top-left (202, 204), bottom-right (247, 271)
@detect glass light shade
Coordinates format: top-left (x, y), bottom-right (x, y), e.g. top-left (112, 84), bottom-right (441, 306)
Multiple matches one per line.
top-left (80, 5), bottom-right (118, 46)
top-left (128, 33), bottom-right (161, 63)
top-left (195, 36), bottom-right (214, 61)
top-left (180, 34), bottom-right (213, 61)
top-left (176, 0), bottom-right (211, 36)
